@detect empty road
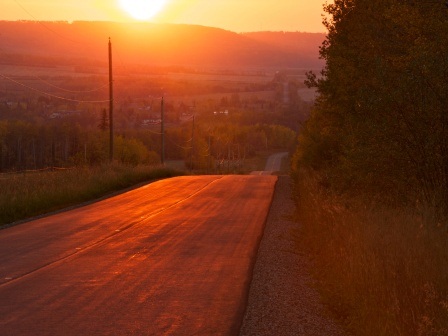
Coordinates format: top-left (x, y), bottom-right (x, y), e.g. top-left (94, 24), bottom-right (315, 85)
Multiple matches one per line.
top-left (0, 175), bottom-right (277, 335)
top-left (251, 152), bottom-right (288, 175)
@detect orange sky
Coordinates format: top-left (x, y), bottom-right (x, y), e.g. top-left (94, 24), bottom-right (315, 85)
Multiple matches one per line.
top-left (2, 0), bottom-right (327, 32)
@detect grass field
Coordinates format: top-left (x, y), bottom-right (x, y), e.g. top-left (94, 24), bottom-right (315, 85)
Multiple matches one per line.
top-left (0, 164), bottom-right (182, 227)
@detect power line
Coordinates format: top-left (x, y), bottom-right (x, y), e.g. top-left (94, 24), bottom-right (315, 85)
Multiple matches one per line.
top-left (167, 137), bottom-right (192, 150)
top-left (0, 73), bottom-right (110, 103)
top-left (33, 75), bottom-right (109, 93)
top-left (13, 0), bottom-right (84, 45)
top-left (0, 54), bottom-right (108, 94)
top-left (147, 129), bottom-right (163, 135)
top-left (3, 0), bottom-right (110, 96)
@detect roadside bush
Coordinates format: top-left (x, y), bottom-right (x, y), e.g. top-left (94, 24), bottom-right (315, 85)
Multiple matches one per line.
top-left (293, 168), bottom-right (448, 336)
top-left (114, 136), bottom-right (160, 166)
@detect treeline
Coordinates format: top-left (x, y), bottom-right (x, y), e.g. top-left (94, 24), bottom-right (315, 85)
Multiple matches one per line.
top-left (294, 0), bottom-right (448, 212)
top-left (0, 119), bottom-right (295, 172)
top-left (291, 1), bottom-right (448, 335)
top-left (0, 120), bottom-right (160, 170)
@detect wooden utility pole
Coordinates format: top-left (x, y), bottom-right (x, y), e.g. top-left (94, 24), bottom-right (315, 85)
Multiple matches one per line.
top-left (108, 38), bottom-right (114, 162)
top-left (161, 96), bottom-right (165, 165)
top-left (51, 139), bottom-right (55, 168)
top-left (190, 115), bottom-right (195, 173)
top-left (208, 135), bottom-right (212, 174)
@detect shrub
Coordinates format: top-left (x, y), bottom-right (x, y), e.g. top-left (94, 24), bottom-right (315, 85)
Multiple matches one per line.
top-left (293, 168), bottom-right (448, 336)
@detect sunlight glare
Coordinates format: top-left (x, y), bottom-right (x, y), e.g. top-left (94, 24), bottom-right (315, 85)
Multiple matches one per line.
top-left (118, 0), bottom-right (166, 21)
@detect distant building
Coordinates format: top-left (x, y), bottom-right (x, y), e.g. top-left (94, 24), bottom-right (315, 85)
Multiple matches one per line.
top-left (180, 113), bottom-right (194, 122)
top-left (213, 110), bottom-right (229, 116)
top-left (141, 119), bottom-right (161, 126)
top-left (49, 110), bottom-right (81, 119)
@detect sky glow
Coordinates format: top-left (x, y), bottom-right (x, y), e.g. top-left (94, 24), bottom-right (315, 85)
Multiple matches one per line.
top-left (118, 0), bottom-right (167, 21)
top-left (2, 0), bottom-right (327, 32)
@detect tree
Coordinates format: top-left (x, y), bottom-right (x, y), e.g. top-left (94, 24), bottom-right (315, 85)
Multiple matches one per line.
top-left (98, 109), bottom-right (109, 132)
top-left (295, 0), bottom-right (448, 209)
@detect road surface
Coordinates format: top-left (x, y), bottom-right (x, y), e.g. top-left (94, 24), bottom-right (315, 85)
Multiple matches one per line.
top-left (250, 152), bottom-right (288, 175)
top-left (0, 175), bottom-right (277, 335)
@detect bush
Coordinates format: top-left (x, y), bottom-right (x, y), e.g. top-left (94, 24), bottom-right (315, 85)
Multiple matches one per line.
top-left (293, 168), bottom-right (448, 336)
top-left (114, 136), bottom-right (160, 166)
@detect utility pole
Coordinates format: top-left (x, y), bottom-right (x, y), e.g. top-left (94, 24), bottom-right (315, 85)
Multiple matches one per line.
top-left (161, 96), bottom-right (165, 165)
top-left (208, 135), bottom-right (212, 174)
top-left (190, 115), bottom-right (195, 173)
top-left (108, 38), bottom-right (114, 163)
top-left (51, 139), bottom-right (55, 168)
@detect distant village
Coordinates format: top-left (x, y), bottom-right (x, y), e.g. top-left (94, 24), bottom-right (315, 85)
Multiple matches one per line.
top-left (0, 70), bottom-right (315, 130)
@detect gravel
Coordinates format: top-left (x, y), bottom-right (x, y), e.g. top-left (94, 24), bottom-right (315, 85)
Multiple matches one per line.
top-left (239, 176), bottom-right (347, 336)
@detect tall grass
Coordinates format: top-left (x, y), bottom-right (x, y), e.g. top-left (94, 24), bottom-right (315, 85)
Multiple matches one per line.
top-left (293, 169), bottom-right (448, 336)
top-left (0, 164), bottom-right (182, 226)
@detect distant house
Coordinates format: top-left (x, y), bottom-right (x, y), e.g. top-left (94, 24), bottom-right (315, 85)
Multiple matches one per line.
top-left (213, 110), bottom-right (229, 116)
top-left (6, 102), bottom-right (18, 109)
top-left (180, 113), bottom-right (194, 122)
top-left (49, 112), bottom-right (61, 119)
top-left (142, 119), bottom-right (162, 126)
top-left (138, 106), bottom-right (152, 112)
top-left (49, 110), bottom-right (81, 119)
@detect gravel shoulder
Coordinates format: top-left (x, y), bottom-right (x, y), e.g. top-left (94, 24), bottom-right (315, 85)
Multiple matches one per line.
top-left (239, 176), bottom-right (347, 336)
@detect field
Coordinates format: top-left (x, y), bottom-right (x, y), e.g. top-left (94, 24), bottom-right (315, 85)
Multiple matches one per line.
top-left (0, 63), bottom-right (317, 103)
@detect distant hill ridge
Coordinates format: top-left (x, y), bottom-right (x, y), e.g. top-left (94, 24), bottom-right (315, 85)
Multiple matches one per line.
top-left (0, 21), bottom-right (325, 69)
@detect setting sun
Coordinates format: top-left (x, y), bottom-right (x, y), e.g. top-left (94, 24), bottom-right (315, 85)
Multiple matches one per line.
top-left (118, 0), bottom-right (166, 21)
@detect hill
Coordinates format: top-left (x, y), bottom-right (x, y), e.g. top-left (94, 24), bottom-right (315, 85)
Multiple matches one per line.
top-left (0, 21), bottom-right (324, 69)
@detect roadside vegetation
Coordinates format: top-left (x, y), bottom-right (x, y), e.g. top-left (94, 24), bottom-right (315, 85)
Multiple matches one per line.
top-left (0, 56), bottom-right (298, 228)
top-left (0, 70), bottom-right (300, 175)
top-left (292, 1), bottom-right (448, 335)
top-left (0, 119), bottom-right (296, 175)
top-left (293, 171), bottom-right (448, 335)
top-left (0, 145), bottom-right (286, 228)
top-left (0, 164), bottom-right (182, 227)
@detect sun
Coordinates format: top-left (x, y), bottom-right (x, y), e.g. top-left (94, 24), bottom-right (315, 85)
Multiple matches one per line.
top-left (118, 0), bottom-right (166, 21)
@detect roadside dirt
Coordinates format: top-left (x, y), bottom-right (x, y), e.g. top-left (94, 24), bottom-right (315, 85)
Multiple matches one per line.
top-left (240, 176), bottom-right (347, 336)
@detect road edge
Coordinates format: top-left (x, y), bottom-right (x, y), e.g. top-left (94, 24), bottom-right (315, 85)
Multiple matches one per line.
top-left (230, 175), bottom-right (279, 336)
top-left (239, 175), bottom-right (347, 336)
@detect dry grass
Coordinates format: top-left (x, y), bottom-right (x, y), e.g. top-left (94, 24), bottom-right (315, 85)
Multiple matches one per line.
top-left (0, 164), bottom-right (182, 227)
top-left (294, 169), bottom-right (448, 336)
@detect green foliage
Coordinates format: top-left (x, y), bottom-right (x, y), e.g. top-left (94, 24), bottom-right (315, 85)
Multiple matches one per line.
top-left (0, 121), bottom-right (162, 170)
top-left (0, 116), bottom-right (295, 174)
top-left (114, 136), bottom-right (159, 166)
top-left (295, 0), bottom-right (448, 210)
top-left (166, 120), bottom-right (297, 173)
top-left (292, 2), bottom-right (448, 334)
top-left (266, 124), bottom-right (297, 150)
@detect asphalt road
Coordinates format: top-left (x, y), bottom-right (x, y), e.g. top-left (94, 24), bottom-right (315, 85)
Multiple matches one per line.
top-left (0, 175), bottom-right (277, 336)
top-left (250, 152), bottom-right (288, 175)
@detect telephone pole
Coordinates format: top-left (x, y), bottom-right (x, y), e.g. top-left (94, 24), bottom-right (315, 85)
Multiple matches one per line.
top-left (161, 96), bottom-right (165, 165)
top-left (190, 115), bottom-right (195, 173)
top-left (108, 38), bottom-right (114, 162)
